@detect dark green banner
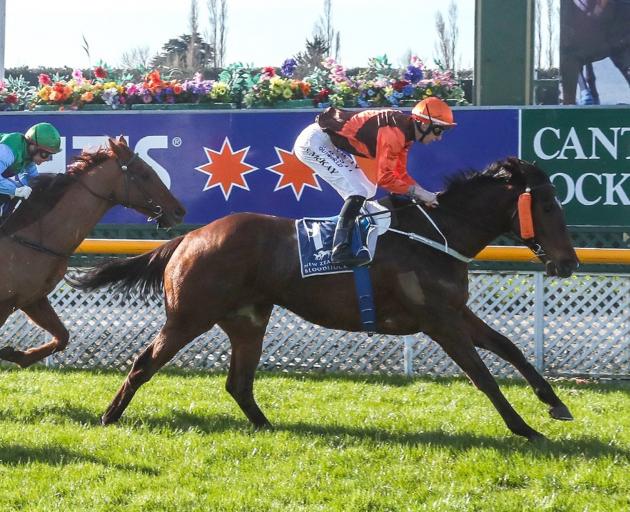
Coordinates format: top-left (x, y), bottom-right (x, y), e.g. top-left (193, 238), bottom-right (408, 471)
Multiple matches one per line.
top-left (521, 108), bottom-right (630, 227)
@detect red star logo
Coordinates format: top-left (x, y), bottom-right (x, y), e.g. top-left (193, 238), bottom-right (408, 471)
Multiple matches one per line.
top-left (195, 137), bottom-right (258, 199)
top-left (266, 147), bottom-right (321, 200)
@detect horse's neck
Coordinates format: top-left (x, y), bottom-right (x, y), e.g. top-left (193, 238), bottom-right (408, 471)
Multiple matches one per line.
top-left (18, 171), bottom-right (115, 255)
top-left (403, 190), bottom-right (514, 257)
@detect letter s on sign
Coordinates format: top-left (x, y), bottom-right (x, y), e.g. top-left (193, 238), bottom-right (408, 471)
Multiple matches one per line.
top-left (134, 136), bottom-right (171, 188)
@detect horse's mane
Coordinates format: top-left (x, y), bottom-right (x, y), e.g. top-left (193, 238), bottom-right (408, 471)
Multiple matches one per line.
top-left (441, 159), bottom-right (528, 198)
top-left (384, 158), bottom-right (536, 212)
top-left (0, 147), bottom-right (115, 236)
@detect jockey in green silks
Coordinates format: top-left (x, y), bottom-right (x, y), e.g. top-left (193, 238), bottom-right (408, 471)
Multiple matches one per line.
top-left (0, 123), bottom-right (62, 216)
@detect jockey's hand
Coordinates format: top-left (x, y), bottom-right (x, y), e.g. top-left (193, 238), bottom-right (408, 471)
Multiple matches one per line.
top-left (14, 186), bottom-right (33, 199)
top-left (409, 184), bottom-right (439, 208)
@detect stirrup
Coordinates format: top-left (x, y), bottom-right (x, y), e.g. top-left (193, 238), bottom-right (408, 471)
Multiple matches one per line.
top-left (332, 244), bottom-right (371, 267)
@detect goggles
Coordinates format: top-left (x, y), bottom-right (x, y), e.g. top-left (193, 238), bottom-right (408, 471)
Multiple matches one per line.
top-left (38, 150), bottom-right (52, 160)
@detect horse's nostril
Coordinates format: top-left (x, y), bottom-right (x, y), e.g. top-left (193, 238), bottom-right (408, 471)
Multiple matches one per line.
top-left (175, 207), bottom-right (186, 218)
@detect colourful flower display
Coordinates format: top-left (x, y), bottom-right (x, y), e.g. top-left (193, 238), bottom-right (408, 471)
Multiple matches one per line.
top-left (27, 56), bottom-right (467, 110)
top-left (0, 80), bottom-right (19, 110)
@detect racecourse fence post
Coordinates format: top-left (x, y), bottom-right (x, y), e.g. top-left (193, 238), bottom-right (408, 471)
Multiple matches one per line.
top-left (534, 272), bottom-right (545, 372)
top-left (403, 336), bottom-right (415, 376)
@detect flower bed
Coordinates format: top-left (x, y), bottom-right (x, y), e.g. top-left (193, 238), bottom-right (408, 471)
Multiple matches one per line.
top-left (1, 56), bottom-right (468, 112)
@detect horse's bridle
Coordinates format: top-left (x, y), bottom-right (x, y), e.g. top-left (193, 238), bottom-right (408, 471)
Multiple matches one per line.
top-left (509, 182), bottom-right (557, 263)
top-left (2, 152), bottom-right (166, 258)
top-left (71, 152), bottom-right (164, 222)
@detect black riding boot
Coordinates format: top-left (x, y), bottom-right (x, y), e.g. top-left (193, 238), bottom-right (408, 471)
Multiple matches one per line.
top-left (331, 195), bottom-right (370, 267)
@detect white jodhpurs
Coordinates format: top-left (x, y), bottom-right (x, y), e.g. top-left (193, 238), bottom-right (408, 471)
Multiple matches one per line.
top-left (293, 123), bottom-right (377, 200)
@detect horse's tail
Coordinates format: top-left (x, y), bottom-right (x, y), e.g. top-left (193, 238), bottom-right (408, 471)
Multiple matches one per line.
top-left (67, 236), bottom-right (185, 299)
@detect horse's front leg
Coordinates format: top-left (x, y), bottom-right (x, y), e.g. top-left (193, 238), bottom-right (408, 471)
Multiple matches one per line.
top-left (462, 306), bottom-right (573, 421)
top-left (426, 313), bottom-right (545, 441)
top-left (0, 298), bottom-right (69, 368)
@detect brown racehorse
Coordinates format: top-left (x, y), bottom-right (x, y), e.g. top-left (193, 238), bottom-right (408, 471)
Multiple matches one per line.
top-left (71, 157), bottom-right (579, 441)
top-left (0, 137), bottom-right (185, 368)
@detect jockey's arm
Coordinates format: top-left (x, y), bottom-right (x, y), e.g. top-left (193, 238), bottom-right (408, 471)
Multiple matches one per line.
top-left (0, 144), bottom-right (18, 196)
top-left (19, 162), bottom-right (39, 186)
top-left (375, 127), bottom-right (417, 194)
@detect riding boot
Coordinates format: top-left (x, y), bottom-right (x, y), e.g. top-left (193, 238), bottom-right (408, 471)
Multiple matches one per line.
top-left (331, 195), bottom-right (370, 267)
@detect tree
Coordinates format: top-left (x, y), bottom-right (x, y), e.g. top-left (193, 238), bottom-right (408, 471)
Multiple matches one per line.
top-left (207, 0), bottom-right (228, 68)
top-left (188, 0), bottom-right (200, 72)
top-left (536, 0), bottom-right (543, 70)
top-left (314, 0), bottom-right (340, 60)
top-left (120, 47), bottom-right (152, 71)
top-left (151, 33), bottom-right (214, 73)
top-left (434, 1), bottom-right (459, 71)
top-left (545, 0), bottom-right (558, 68)
top-left (293, 35), bottom-right (329, 78)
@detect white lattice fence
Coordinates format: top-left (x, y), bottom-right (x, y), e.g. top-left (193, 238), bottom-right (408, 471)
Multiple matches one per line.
top-left (1, 271), bottom-right (628, 378)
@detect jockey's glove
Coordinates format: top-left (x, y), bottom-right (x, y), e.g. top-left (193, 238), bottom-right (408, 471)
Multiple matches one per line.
top-left (14, 186), bottom-right (33, 199)
top-left (409, 184), bottom-right (439, 208)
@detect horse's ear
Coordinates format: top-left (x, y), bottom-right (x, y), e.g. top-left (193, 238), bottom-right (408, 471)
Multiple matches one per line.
top-left (117, 135), bottom-right (128, 147)
top-left (505, 156), bottom-right (521, 169)
top-left (107, 137), bottom-right (125, 158)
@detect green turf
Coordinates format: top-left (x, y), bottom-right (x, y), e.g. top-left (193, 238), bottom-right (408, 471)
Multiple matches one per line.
top-left (0, 367), bottom-right (628, 511)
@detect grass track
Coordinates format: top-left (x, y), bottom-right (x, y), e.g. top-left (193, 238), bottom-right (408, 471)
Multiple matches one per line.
top-left (0, 367), bottom-right (629, 511)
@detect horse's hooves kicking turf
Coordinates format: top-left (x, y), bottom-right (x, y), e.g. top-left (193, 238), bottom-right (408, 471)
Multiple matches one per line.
top-left (549, 404), bottom-right (574, 421)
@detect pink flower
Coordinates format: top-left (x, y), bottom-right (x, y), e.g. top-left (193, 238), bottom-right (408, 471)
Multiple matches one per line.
top-left (72, 69), bottom-right (84, 83)
top-left (125, 83), bottom-right (140, 96)
top-left (38, 74), bottom-right (52, 86)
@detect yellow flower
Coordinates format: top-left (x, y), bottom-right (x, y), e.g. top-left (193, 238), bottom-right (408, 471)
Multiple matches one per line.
top-left (38, 88), bottom-right (50, 101)
top-left (282, 87), bottom-right (293, 99)
top-left (210, 82), bottom-right (229, 99)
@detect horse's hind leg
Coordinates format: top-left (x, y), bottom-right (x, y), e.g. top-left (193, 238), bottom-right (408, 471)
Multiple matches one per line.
top-left (102, 319), bottom-right (212, 425)
top-left (0, 298), bottom-right (69, 368)
top-left (462, 307), bottom-right (573, 421)
top-left (218, 304), bottom-right (273, 428)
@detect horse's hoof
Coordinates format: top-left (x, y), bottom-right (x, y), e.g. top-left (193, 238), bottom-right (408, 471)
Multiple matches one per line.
top-left (527, 430), bottom-right (547, 442)
top-left (0, 346), bottom-right (19, 363)
top-left (253, 421), bottom-right (273, 431)
top-left (549, 404), bottom-right (574, 421)
top-left (101, 414), bottom-right (117, 426)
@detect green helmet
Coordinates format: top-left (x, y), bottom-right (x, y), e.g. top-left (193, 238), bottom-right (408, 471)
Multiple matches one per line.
top-left (25, 122), bottom-right (61, 153)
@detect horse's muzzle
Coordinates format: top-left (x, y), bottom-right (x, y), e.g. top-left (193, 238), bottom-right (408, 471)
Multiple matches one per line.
top-left (546, 258), bottom-right (579, 278)
top-left (156, 206), bottom-right (186, 228)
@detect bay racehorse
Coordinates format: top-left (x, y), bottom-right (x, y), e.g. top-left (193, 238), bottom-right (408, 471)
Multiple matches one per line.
top-left (0, 137), bottom-right (185, 368)
top-left (70, 157), bottom-right (578, 441)
top-left (560, 0), bottom-right (630, 104)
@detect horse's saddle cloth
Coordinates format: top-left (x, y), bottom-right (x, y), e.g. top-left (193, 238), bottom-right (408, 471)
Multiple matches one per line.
top-left (295, 201), bottom-right (391, 278)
